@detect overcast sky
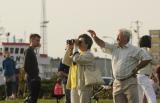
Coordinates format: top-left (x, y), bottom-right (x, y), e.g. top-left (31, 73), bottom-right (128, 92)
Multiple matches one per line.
top-left (0, 0), bottom-right (160, 58)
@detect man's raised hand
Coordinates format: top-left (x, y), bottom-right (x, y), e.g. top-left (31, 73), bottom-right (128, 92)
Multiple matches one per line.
top-left (88, 30), bottom-right (96, 38)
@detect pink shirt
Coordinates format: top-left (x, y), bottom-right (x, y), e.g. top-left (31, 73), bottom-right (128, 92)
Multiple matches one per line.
top-left (54, 83), bottom-right (63, 95)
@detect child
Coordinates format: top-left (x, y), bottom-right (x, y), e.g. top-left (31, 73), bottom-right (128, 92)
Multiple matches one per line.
top-left (53, 78), bottom-right (64, 103)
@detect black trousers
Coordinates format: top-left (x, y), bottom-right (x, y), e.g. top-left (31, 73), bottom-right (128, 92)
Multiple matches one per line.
top-left (26, 76), bottom-right (41, 103)
top-left (5, 81), bottom-right (12, 97)
top-left (65, 89), bottom-right (71, 103)
top-left (54, 95), bottom-right (65, 103)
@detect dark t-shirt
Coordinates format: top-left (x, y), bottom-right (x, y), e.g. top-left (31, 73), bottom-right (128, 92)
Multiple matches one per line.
top-left (24, 46), bottom-right (39, 78)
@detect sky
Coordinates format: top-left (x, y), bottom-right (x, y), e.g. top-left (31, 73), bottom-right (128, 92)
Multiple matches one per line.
top-left (0, 0), bottom-right (160, 58)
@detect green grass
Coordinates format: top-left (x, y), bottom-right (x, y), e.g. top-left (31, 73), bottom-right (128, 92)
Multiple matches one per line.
top-left (0, 98), bottom-right (159, 103)
top-left (0, 99), bottom-right (113, 103)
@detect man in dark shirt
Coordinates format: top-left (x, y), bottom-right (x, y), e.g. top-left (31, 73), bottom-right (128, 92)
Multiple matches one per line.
top-left (24, 34), bottom-right (41, 103)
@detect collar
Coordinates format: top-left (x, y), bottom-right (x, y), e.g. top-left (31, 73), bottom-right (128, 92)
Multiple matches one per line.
top-left (117, 43), bottom-right (130, 48)
top-left (80, 50), bottom-right (90, 54)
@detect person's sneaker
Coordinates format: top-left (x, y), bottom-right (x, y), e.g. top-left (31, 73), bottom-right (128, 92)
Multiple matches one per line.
top-left (9, 95), bottom-right (16, 99)
top-left (23, 99), bottom-right (28, 103)
top-left (23, 97), bottom-right (29, 103)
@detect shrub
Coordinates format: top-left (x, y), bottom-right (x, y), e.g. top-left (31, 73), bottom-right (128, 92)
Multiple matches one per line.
top-left (39, 75), bottom-right (58, 98)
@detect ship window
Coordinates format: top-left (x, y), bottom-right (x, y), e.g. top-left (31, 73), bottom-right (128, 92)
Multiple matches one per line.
top-left (20, 48), bottom-right (24, 54)
top-left (4, 47), bottom-right (8, 52)
top-left (10, 48), bottom-right (14, 53)
top-left (15, 48), bottom-right (19, 54)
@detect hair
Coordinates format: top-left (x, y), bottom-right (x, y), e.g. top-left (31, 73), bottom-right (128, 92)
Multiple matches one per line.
top-left (139, 35), bottom-right (151, 48)
top-left (119, 29), bottom-right (131, 42)
top-left (56, 78), bottom-right (62, 84)
top-left (78, 34), bottom-right (93, 49)
top-left (29, 34), bottom-right (41, 41)
top-left (3, 51), bottom-right (10, 58)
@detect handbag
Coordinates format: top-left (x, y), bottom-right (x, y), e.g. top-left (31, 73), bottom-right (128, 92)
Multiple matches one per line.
top-left (84, 63), bottom-right (104, 86)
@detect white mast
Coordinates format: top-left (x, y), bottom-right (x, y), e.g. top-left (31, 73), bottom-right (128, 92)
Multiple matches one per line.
top-left (40, 0), bottom-right (49, 54)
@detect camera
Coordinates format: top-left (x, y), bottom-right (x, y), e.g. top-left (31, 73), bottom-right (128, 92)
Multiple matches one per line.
top-left (66, 39), bottom-right (75, 45)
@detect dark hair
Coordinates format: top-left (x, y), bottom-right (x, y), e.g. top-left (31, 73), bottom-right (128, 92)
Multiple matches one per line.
top-left (57, 78), bottom-right (62, 83)
top-left (139, 35), bottom-right (151, 48)
top-left (30, 34), bottom-right (41, 41)
top-left (78, 34), bottom-right (93, 49)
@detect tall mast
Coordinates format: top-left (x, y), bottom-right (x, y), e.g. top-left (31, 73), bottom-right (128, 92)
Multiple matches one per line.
top-left (41, 0), bottom-right (49, 54)
top-left (135, 20), bottom-right (140, 41)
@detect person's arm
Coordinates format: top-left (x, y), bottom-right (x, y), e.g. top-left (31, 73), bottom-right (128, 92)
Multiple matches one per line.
top-left (24, 49), bottom-right (33, 74)
top-left (88, 30), bottom-right (105, 48)
top-left (62, 46), bottom-right (73, 66)
top-left (2, 61), bottom-right (5, 70)
top-left (88, 30), bottom-right (114, 54)
top-left (136, 60), bottom-right (151, 71)
top-left (12, 59), bottom-right (16, 71)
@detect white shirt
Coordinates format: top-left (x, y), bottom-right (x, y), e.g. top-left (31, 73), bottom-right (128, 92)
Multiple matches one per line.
top-left (102, 42), bottom-right (152, 80)
top-left (138, 47), bottom-right (153, 76)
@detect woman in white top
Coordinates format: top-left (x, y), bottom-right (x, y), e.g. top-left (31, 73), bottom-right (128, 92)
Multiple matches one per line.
top-left (137, 35), bottom-right (157, 103)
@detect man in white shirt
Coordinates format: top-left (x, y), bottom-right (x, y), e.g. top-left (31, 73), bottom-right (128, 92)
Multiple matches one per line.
top-left (88, 29), bottom-right (152, 103)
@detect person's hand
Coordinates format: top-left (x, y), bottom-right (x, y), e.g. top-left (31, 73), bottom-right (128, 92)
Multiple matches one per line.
top-left (68, 44), bottom-right (74, 49)
top-left (88, 30), bottom-right (97, 38)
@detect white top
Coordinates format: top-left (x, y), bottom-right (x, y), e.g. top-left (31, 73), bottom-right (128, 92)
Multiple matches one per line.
top-left (138, 47), bottom-right (153, 76)
top-left (102, 42), bottom-right (152, 80)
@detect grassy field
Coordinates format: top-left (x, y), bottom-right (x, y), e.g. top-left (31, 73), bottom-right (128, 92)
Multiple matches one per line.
top-left (0, 98), bottom-right (160, 103)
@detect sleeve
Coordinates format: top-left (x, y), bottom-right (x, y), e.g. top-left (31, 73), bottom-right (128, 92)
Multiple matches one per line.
top-left (62, 48), bottom-right (72, 66)
top-left (73, 51), bottom-right (94, 65)
top-left (101, 42), bottom-right (115, 55)
top-left (136, 48), bottom-right (152, 61)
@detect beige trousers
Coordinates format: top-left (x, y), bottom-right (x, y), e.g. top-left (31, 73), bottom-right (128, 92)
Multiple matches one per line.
top-left (71, 88), bottom-right (79, 103)
top-left (71, 86), bottom-right (93, 103)
top-left (113, 77), bottom-right (139, 103)
top-left (79, 86), bottom-right (93, 103)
